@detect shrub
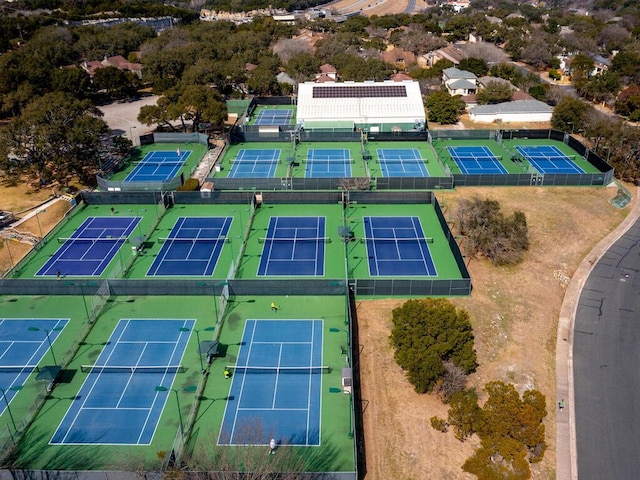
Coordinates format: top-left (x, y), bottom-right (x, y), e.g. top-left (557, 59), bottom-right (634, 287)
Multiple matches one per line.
top-left (176, 178), bottom-right (199, 191)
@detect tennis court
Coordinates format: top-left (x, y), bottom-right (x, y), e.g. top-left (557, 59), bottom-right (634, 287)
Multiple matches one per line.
top-left (447, 146), bottom-right (507, 175)
top-left (377, 148), bottom-right (428, 177)
top-left (515, 145), bottom-right (585, 174)
top-left (228, 149), bottom-right (280, 178)
top-left (363, 216), bottom-right (437, 276)
top-left (50, 318), bottom-right (194, 445)
top-left (254, 109), bottom-right (293, 126)
top-left (147, 217), bottom-right (232, 276)
top-left (257, 216), bottom-right (326, 276)
top-left (305, 149), bottom-right (352, 178)
top-left (124, 150), bottom-right (190, 182)
top-left (0, 318), bottom-right (68, 415)
top-left (218, 319), bottom-right (323, 446)
top-left (35, 216), bottom-right (140, 277)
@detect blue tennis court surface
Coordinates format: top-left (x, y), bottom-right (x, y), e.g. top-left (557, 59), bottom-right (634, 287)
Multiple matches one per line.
top-left (516, 145), bottom-right (584, 174)
top-left (147, 217), bottom-right (232, 276)
top-left (305, 149), bottom-right (352, 178)
top-left (448, 146), bottom-right (507, 174)
top-left (218, 319), bottom-right (323, 446)
top-left (0, 318), bottom-right (68, 416)
top-left (257, 217), bottom-right (326, 276)
top-left (228, 149), bottom-right (280, 178)
top-left (377, 148), bottom-right (428, 177)
top-left (36, 217), bottom-right (140, 277)
top-left (363, 216), bottom-right (437, 276)
top-left (50, 319), bottom-right (194, 445)
top-left (124, 150), bottom-right (190, 182)
top-left (254, 109), bottom-right (293, 126)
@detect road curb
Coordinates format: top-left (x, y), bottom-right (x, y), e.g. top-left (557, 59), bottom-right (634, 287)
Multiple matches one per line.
top-left (556, 185), bottom-right (640, 480)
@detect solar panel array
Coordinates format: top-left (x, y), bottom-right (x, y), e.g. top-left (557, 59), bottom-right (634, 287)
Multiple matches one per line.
top-left (312, 85), bottom-right (407, 98)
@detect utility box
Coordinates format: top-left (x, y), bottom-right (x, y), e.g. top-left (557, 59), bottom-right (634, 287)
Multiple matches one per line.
top-left (342, 367), bottom-right (352, 394)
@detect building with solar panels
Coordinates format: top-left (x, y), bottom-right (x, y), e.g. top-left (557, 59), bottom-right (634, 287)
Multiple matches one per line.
top-left (295, 80), bottom-right (426, 133)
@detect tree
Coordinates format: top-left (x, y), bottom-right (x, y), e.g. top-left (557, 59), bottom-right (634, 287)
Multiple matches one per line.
top-left (581, 71), bottom-right (621, 103)
top-left (390, 298), bottom-right (477, 394)
top-left (476, 81), bottom-right (513, 105)
top-left (51, 68), bottom-right (92, 99)
top-left (456, 197), bottom-right (529, 266)
top-left (447, 389), bottom-right (481, 440)
top-left (286, 52), bottom-right (322, 82)
top-left (614, 85), bottom-right (640, 118)
top-left (92, 66), bottom-right (139, 101)
top-left (459, 57), bottom-right (489, 77)
top-left (551, 96), bottom-right (589, 133)
top-left (425, 91), bottom-right (466, 124)
top-left (0, 92), bottom-right (108, 184)
top-left (170, 84), bottom-right (227, 132)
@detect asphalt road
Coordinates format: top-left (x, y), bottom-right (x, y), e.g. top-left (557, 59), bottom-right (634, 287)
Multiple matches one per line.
top-left (574, 217), bottom-right (640, 479)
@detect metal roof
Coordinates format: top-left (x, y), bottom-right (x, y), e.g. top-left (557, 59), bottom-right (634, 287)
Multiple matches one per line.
top-left (470, 99), bottom-right (553, 115)
top-left (296, 81), bottom-right (426, 125)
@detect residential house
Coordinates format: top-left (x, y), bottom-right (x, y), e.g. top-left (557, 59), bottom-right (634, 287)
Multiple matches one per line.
top-left (419, 45), bottom-right (464, 68)
top-left (81, 55), bottom-right (142, 79)
top-left (381, 46), bottom-right (417, 71)
top-left (315, 64), bottom-right (338, 82)
top-left (469, 99), bottom-right (553, 123)
top-left (443, 67), bottom-right (478, 96)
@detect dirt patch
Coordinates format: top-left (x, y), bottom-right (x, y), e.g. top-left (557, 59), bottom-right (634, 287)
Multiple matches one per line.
top-left (0, 200), bottom-right (73, 275)
top-left (358, 186), bottom-right (630, 480)
top-left (0, 179), bottom-right (56, 213)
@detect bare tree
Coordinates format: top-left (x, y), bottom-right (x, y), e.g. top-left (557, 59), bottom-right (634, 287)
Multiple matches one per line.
top-left (434, 361), bottom-right (469, 403)
top-left (273, 37), bottom-right (314, 64)
top-left (461, 42), bottom-right (508, 64)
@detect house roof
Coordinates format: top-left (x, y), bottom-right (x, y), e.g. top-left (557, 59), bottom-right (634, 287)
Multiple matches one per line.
top-left (443, 67), bottom-right (477, 80)
top-left (449, 79), bottom-right (477, 90)
top-left (320, 64), bottom-right (337, 74)
top-left (471, 99), bottom-right (553, 115)
top-left (315, 74), bottom-right (336, 83)
top-left (436, 45), bottom-right (464, 64)
top-left (478, 76), bottom-right (515, 89)
top-left (390, 73), bottom-right (413, 81)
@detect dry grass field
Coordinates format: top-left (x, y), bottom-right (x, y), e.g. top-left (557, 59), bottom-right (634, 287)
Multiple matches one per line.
top-left (325, 0), bottom-right (429, 16)
top-left (358, 186), bottom-right (631, 480)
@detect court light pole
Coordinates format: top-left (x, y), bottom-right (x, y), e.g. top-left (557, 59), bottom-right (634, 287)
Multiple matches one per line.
top-left (65, 281), bottom-right (90, 322)
top-left (35, 209), bottom-right (45, 239)
top-left (0, 385), bottom-right (23, 435)
top-left (28, 326), bottom-right (63, 365)
top-left (154, 385), bottom-right (197, 437)
top-left (179, 326), bottom-right (216, 374)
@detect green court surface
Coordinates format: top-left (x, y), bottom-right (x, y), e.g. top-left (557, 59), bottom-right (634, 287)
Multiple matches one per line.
top-left (10, 200), bottom-right (464, 282)
top-left (502, 138), bottom-right (600, 173)
top-left (107, 143), bottom-right (208, 183)
top-left (364, 141), bottom-right (444, 177)
top-left (9, 203), bottom-right (163, 279)
top-left (432, 138), bottom-right (600, 174)
top-left (2, 294), bottom-right (355, 473)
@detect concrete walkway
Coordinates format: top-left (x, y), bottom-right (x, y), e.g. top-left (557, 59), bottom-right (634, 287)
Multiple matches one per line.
top-left (556, 186), bottom-right (640, 480)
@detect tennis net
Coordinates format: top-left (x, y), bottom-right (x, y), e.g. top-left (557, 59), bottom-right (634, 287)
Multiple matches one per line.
top-left (306, 157), bottom-right (354, 163)
top-left (134, 160), bottom-right (185, 167)
top-left (378, 157), bottom-right (425, 163)
top-left (232, 158), bottom-right (279, 164)
top-left (451, 155), bottom-right (499, 162)
top-left (0, 365), bottom-right (39, 372)
top-left (81, 365), bottom-right (186, 374)
top-left (157, 237), bottom-right (230, 244)
top-left (259, 237), bottom-right (331, 243)
top-left (361, 236), bottom-right (433, 243)
top-left (225, 365), bottom-right (331, 375)
top-left (57, 236), bottom-right (129, 244)
top-left (527, 155), bottom-right (576, 161)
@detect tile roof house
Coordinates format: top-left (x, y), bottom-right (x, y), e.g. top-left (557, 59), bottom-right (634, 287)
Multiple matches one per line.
top-left (443, 67), bottom-right (477, 96)
top-left (81, 55), bottom-right (142, 78)
top-left (316, 64), bottom-right (337, 81)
